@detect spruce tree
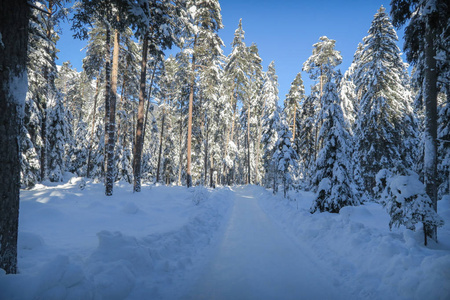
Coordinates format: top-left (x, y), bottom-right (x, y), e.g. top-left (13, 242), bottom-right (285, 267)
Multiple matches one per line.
top-left (353, 6), bottom-right (413, 199)
top-left (391, 0), bottom-right (449, 241)
top-left (184, 0), bottom-right (224, 187)
top-left (261, 62), bottom-right (280, 190)
top-left (284, 72), bottom-right (305, 148)
top-left (272, 119), bottom-right (298, 198)
top-left (311, 72), bottom-right (359, 213)
top-left (296, 94), bottom-right (318, 188)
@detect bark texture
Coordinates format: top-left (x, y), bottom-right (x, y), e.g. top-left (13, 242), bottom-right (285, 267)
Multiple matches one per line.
top-left (133, 37), bottom-right (148, 192)
top-left (0, 0), bottom-right (29, 274)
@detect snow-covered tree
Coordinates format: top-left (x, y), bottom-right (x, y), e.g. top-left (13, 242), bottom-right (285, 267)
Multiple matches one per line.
top-left (310, 73), bottom-right (359, 213)
top-left (391, 0), bottom-right (449, 241)
top-left (69, 119), bottom-right (89, 177)
top-left (272, 119), bottom-right (298, 198)
top-left (284, 72), bottom-right (305, 149)
top-left (376, 169), bottom-right (444, 245)
top-left (296, 93), bottom-right (318, 188)
top-left (182, 0), bottom-right (223, 188)
top-left (438, 92), bottom-right (450, 197)
top-left (261, 62), bottom-right (280, 189)
top-left (303, 36), bottom-right (342, 103)
top-left (47, 93), bottom-right (71, 182)
top-left (353, 6), bottom-right (413, 199)
top-left (20, 134), bottom-right (40, 189)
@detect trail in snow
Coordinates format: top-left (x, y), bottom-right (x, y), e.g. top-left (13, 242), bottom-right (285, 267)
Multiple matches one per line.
top-left (184, 186), bottom-right (350, 300)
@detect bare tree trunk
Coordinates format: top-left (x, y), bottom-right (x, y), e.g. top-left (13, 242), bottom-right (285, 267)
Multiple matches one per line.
top-left (178, 111), bottom-right (183, 186)
top-left (86, 74), bottom-right (101, 178)
top-left (186, 50), bottom-right (196, 188)
top-left (210, 152), bottom-right (215, 188)
top-left (204, 116), bottom-right (209, 186)
top-left (0, 0), bottom-right (29, 274)
top-left (105, 27), bottom-right (119, 196)
top-left (141, 62), bottom-right (157, 154)
top-left (247, 106), bottom-right (251, 184)
top-left (156, 108), bottom-right (166, 183)
top-left (133, 37), bottom-right (148, 192)
top-left (423, 23), bottom-right (438, 243)
top-left (116, 60), bottom-right (129, 140)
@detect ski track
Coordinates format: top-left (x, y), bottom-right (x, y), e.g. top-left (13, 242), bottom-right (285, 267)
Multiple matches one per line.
top-left (183, 186), bottom-right (350, 300)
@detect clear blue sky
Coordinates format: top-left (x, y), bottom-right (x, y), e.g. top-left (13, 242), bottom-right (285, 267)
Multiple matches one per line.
top-left (57, 0), bottom-right (405, 104)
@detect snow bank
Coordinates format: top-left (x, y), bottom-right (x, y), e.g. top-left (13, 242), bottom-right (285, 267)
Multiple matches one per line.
top-left (0, 179), bottom-right (233, 299)
top-left (257, 186), bottom-right (450, 300)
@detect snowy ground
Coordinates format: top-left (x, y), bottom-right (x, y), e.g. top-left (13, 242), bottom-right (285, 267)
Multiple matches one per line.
top-left (1, 177), bottom-right (449, 299)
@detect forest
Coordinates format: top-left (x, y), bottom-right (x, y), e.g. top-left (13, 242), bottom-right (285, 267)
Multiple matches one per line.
top-left (0, 0), bottom-right (449, 286)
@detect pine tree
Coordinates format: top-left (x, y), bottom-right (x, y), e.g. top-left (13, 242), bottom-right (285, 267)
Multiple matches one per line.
top-left (261, 62), bottom-right (280, 190)
top-left (303, 36), bottom-right (342, 104)
top-left (391, 0), bottom-right (449, 241)
top-left (296, 94), bottom-right (318, 188)
top-left (184, 0), bottom-right (223, 188)
top-left (129, 0), bottom-right (188, 191)
top-left (0, 0), bottom-right (29, 275)
top-left (353, 6), bottom-right (413, 199)
top-left (302, 36), bottom-right (342, 169)
top-left (70, 119), bottom-right (89, 177)
top-left (311, 72), bottom-right (359, 213)
top-left (27, 0), bottom-right (67, 183)
top-left (339, 42), bottom-right (364, 130)
top-left (284, 72), bottom-right (305, 148)
top-left (375, 169), bottom-right (444, 245)
top-left (438, 92), bottom-right (450, 197)
top-left (221, 19), bottom-right (249, 185)
top-left (46, 92), bottom-right (71, 182)
top-left (20, 93), bottom-right (43, 187)
top-left (20, 123), bottom-right (41, 188)
top-left (272, 118), bottom-right (298, 198)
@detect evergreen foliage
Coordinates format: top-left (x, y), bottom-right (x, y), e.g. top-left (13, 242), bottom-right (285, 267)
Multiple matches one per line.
top-left (272, 119), bottom-right (298, 198)
top-left (310, 74), bottom-right (359, 213)
top-left (375, 169), bottom-right (444, 244)
top-left (353, 6), bottom-right (414, 199)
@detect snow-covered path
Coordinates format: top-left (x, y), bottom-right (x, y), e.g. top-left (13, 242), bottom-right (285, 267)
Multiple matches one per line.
top-left (185, 186), bottom-right (350, 300)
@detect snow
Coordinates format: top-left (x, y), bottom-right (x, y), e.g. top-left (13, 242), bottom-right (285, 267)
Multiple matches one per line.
top-left (1, 178), bottom-right (449, 299)
top-left (8, 70), bottom-right (28, 118)
top-left (259, 187), bottom-right (450, 300)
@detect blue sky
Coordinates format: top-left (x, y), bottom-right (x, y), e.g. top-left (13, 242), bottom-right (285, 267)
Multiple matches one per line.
top-left (57, 0), bottom-right (405, 103)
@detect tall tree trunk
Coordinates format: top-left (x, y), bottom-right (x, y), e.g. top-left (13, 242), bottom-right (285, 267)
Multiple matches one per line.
top-left (105, 27), bottom-right (119, 196)
top-left (423, 23), bottom-right (438, 243)
top-left (186, 51), bottom-right (196, 188)
top-left (40, 1), bottom-right (55, 182)
top-left (292, 108), bottom-right (297, 143)
top-left (247, 106), bottom-right (251, 184)
top-left (39, 97), bottom-right (47, 181)
top-left (133, 36), bottom-right (148, 192)
top-left (178, 110), bottom-right (183, 186)
top-left (0, 0), bottom-right (29, 274)
top-left (210, 147), bottom-right (215, 188)
top-left (204, 116), bottom-right (209, 186)
top-left (156, 108), bottom-right (166, 183)
top-left (255, 98), bottom-right (267, 185)
top-left (141, 61), bottom-right (157, 155)
top-left (103, 25), bottom-right (112, 190)
top-left (117, 60), bottom-right (129, 140)
top-left (86, 74), bottom-right (101, 178)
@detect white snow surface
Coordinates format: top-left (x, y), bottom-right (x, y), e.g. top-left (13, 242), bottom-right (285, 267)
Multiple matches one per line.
top-left (1, 177), bottom-right (449, 299)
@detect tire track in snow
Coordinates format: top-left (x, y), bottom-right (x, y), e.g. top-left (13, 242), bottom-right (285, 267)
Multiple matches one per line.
top-left (185, 186), bottom-right (351, 300)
